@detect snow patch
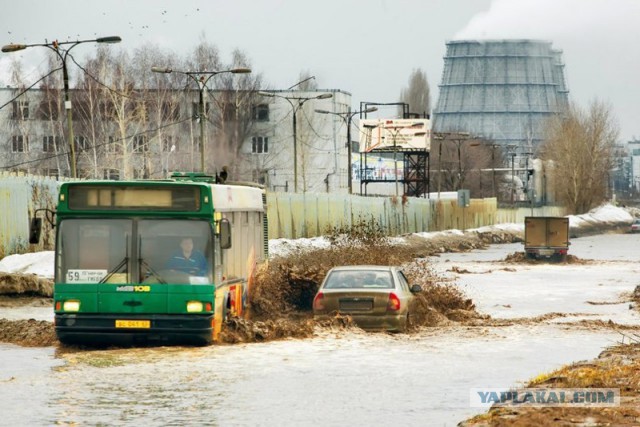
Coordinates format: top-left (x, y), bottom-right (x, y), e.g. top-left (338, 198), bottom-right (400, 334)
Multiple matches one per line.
top-left (0, 251), bottom-right (54, 278)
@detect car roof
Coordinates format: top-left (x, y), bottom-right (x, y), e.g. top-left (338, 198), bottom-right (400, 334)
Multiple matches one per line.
top-left (327, 265), bottom-right (398, 272)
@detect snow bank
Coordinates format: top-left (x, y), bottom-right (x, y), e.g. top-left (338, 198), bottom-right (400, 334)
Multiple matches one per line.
top-left (268, 236), bottom-right (331, 258)
top-left (473, 223), bottom-right (524, 234)
top-left (0, 251), bottom-right (54, 278)
top-left (568, 204), bottom-right (633, 228)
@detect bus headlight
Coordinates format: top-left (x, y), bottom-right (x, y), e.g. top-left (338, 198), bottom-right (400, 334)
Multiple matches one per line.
top-left (186, 301), bottom-right (204, 312)
top-left (63, 300), bottom-right (81, 312)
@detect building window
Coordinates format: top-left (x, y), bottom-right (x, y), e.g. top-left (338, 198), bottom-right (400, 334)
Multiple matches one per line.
top-left (251, 136), bottom-right (268, 154)
top-left (162, 136), bottom-right (177, 152)
top-left (133, 135), bottom-right (148, 153)
top-left (103, 168), bottom-right (120, 180)
top-left (161, 102), bottom-right (180, 121)
top-left (38, 100), bottom-right (59, 120)
top-left (12, 135), bottom-right (28, 152)
top-left (43, 136), bottom-right (63, 152)
top-left (12, 101), bottom-right (29, 120)
top-left (42, 168), bottom-right (59, 178)
top-left (106, 136), bottom-right (122, 153)
top-left (98, 101), bottom-right (116, 118)
top-left (252, 104), bottom-right (269, 121)
top-left (75, 136), bottom-right (90, 151)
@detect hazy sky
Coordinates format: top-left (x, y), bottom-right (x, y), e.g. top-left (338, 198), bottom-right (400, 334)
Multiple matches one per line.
top-left (1, 0), bottom-right (638, 142)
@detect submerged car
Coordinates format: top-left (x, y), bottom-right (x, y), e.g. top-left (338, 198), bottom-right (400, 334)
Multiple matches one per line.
top-left (631, 219), bottom-right (640, 233)
top-left (312, 265), bottom-right (422, 332)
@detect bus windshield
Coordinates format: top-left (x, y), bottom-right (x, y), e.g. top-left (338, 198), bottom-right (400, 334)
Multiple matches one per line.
top-left (56, 219), bottom-right (214, 285)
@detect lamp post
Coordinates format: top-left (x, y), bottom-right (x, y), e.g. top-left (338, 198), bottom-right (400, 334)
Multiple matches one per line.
top-left (507, 145), bottom-right (517, 205)
top-left (3, 36), bottom-right (121, 178)
top-left (152, 66), bottom-right (251, 173)
top-left (489, 143), bottom-right (500, 198)
top-left (258, 91), bottom-right (333, 192)
top-left (314, 106), bottom-right (377, 194)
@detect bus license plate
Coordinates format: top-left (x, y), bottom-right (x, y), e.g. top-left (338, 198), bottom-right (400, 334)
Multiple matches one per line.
top-left (115, 320), bottom-right (150, 329)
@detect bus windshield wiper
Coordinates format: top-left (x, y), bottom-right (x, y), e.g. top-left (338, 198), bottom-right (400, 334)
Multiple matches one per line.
top-left (138, 235), bottom-right (167, 284)
top-left (99, 234), bottom-right (129, 284)
top-left (139, 258), bottom-right (167, 284)
top-left (99, 257), bottom-right (129, 284)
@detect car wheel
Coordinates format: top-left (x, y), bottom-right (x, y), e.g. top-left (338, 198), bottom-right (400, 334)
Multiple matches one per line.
top-left (404, 313), bottom-right (415, 332)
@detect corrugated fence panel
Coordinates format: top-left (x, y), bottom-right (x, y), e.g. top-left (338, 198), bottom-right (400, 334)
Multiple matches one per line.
top-left (496, 206), bottom-right (567, 224)
top-left (264, 193), bottom-right (502, 239)
top-left (0, 173), bottom-right (62, 256)
top-left (0, 180), bottom-right (29, 256)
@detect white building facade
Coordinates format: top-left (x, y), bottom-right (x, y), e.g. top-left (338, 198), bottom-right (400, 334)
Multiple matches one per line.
top-left (0, 87), bottom-right (352, 193)
top-left (245, 89), bottom-right (352, 193)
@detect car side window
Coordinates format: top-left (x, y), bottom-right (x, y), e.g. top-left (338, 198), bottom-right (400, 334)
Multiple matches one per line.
top-left (397, 271), bottom-right (410, 292)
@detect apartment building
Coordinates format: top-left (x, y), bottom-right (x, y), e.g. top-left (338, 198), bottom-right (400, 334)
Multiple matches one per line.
top-left (0, 87), bottom-right (352, 193)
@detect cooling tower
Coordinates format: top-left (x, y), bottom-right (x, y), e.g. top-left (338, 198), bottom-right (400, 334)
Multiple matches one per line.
top-left (433, 39), bottom-right (569, 149)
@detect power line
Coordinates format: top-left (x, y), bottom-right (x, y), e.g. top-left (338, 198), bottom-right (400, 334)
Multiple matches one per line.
top-left (67, 52), bottom-right (131, 99)
top-left (0, 67), bottom-right (63, 111)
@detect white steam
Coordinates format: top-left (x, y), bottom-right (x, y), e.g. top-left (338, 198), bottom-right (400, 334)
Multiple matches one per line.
top-left (454, 0), bottom-right (638, 41)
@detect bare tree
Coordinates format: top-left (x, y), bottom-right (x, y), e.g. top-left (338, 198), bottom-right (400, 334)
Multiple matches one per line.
top-left (5, 59), bottom-right (34, 174)
top-left (399, 69), bottom-right (431, 118)
top-left (432, 135), bottom-right (503, 198)
top-left (208, 48), bottom-right (264, 179)
top-left (5, 37), bottom-right (266, 181)
top-left (37, 55), bottom-right (66, 176)
top-left (541, 100), bottom-right (619, 214)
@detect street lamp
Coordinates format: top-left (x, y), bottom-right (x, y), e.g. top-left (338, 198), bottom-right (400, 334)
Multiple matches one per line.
top-left (314, 106), bottom-right (377, 194)
top-left (152, 66), bottom-right (251, 173)
top-left (2, 36), bottom-right (122, 178)
top-left (258, 91), bottom-right (333, 192)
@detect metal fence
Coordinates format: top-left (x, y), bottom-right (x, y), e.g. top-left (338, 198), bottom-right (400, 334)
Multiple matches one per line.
top-left (266, 193), bottom-right (501, 239)
top-left (0, 172), bottom-right (61, 257)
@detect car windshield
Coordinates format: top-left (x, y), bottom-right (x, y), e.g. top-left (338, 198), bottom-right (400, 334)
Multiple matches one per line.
top-left (324, 270), bottom-right (394, 289)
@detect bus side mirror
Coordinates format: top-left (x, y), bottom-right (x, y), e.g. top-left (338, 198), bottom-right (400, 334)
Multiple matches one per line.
top-left (29, 217), bottom-right (42, 244)
top-left (219, 218), bottom-right (232, 249)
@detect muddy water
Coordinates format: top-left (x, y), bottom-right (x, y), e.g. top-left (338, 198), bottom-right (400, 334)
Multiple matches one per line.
top-left (0, 325), bottom-right (619, 426)
top-left (1, 233), bottom-right (638, 426)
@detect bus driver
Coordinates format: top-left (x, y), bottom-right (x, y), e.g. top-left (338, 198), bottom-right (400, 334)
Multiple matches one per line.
top-left (165, 237), bottom-right (207, 276)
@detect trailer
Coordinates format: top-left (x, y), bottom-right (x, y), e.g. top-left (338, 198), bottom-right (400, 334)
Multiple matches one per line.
top-left (524, 216), bottom-right (570, 261)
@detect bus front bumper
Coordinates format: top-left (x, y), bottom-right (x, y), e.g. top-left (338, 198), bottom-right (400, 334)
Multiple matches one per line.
top-left (54, 313), bottom-right (214, 346)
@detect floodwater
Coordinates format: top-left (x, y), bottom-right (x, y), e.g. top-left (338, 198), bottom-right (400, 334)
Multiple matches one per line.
top-left (1, 233), bottom-right (639, 426)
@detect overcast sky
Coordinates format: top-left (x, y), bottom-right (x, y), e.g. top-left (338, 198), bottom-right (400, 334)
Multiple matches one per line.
top-left (1, 0), bottom-right (638, 142)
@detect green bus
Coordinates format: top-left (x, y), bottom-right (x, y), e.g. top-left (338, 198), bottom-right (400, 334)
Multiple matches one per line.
top-left (30, 173), bottom-right (267, 345)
